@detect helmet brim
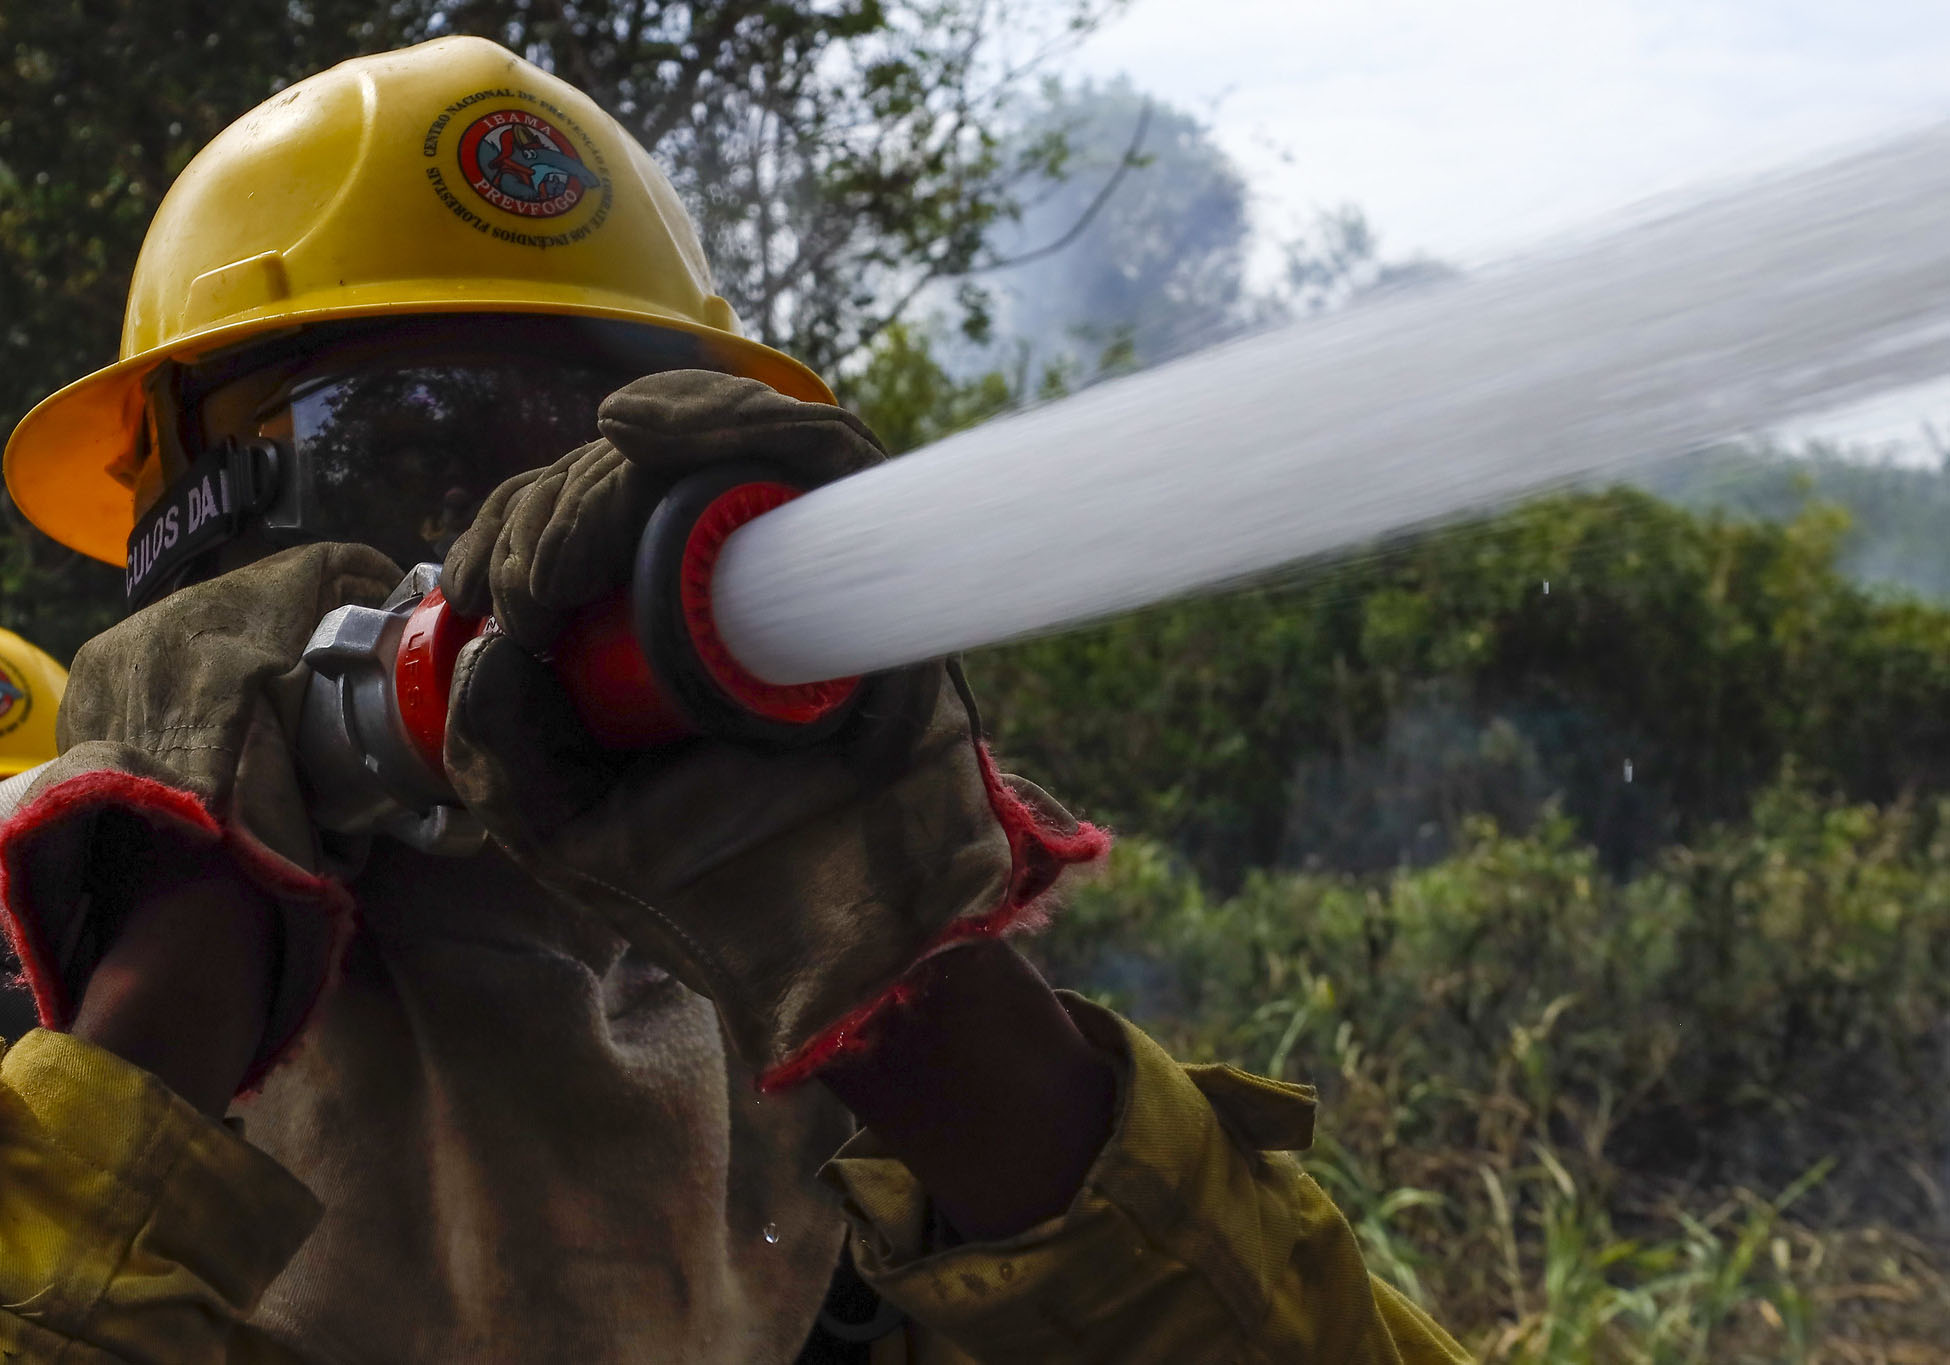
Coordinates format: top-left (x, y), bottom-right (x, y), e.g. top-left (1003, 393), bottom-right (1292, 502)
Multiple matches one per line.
top-left (5, 285), bottom-right (834, 566)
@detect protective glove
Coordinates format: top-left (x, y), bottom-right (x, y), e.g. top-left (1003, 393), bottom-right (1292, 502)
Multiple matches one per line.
top-left (0, 542), bottom-right (401, 1089)
top-left (440, 370), bottom-right (1108, 1088)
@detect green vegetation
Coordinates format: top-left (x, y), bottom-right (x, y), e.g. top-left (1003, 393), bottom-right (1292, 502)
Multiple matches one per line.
top-left (1019, 794), bottom-right (1950, 1360)
top-left (1645, 442), bottom-right (1950, 606)
top-left (963, 473), bottom-right (1950, 1357)
top-left (973, 487), bottom-right (1950, 888)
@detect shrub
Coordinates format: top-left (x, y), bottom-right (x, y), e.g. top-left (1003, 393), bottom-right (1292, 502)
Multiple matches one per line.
top-left (1029, 778), bottom-right (1950, 1356)
top-left (973, 490), bottom-right (1950, 887)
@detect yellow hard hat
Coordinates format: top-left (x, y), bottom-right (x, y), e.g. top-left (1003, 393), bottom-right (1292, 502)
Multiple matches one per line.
top-left (5, 36), bottom-right (831, 566)
top-left (0, 629), bottom-right (66, 778)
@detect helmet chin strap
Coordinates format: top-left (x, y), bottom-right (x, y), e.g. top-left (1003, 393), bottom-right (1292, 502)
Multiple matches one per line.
top-left (124, 358), bottom-right (302, 611)
top-left (123, 437), bottom-right (287, 611)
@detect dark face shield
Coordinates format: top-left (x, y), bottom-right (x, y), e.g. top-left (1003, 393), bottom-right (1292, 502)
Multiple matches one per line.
top-left (270, 359), bottom-right (633, 568)
top-left (126, 317), bottom-right (709, 608)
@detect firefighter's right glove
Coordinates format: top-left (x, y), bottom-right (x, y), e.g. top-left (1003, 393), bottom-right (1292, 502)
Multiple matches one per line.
top-left (0, 542), bottom-right (400, 1088)
top-left (439, 370), bottom-right (1109, 1089)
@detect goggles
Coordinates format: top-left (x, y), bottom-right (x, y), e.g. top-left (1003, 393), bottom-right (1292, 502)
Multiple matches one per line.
top-left (127, 318), bottom-right (707, 608)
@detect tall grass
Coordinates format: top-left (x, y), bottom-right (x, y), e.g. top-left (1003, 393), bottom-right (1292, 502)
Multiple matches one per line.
top-left (1031, 779), bottom-right (1950, 1359)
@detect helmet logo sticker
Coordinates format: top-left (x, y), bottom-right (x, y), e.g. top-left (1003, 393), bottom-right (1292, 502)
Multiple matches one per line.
top-left (0, 656), bottom-right (33, 739)
top-left (423, 90), bottom-right (614, 248)
top-left (459, 111), bottom-right (592, 217)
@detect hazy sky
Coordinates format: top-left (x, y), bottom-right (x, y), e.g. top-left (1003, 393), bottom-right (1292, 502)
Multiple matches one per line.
top-left (1068, 1), bottom-right (1950, 266)
top-left (1065, 1), bottom-right (1950, 452)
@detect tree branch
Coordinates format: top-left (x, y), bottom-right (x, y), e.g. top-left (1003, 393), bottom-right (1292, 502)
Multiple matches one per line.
top-left (972, 98), bottom-right (1148, 274)
top-left (830, 98), bottom-right (1151, 367)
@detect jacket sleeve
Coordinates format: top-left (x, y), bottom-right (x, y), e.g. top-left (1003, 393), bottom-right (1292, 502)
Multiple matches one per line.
top-left (819, 995), bottom-right (1469, 1364)
top-left (0, 1029), bottom-right (318, 1364)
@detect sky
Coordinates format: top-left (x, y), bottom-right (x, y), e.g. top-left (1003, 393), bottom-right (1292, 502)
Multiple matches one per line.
top-left (1065, 1), bottom-right (1950, 268)
top-left (1062, 3), bottom-right (1950, 455)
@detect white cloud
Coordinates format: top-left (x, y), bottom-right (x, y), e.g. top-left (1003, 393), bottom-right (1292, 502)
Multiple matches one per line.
top-left (1068, 0), bottom-right (1950, 265)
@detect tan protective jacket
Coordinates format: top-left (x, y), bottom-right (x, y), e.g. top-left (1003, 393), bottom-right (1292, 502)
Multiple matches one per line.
top-left (0, 837), bottom-right (1467, 1363)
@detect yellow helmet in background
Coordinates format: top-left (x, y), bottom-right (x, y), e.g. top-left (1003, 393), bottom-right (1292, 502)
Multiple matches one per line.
top-left (5, 35), bottom-right (831, 566)
top-left (0, 630), bottom-right (65, 777)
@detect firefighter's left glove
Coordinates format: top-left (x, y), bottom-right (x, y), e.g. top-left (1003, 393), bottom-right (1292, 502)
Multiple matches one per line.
top-left (439, 370), bottom-right (1108, 1088)
top-left (0, 542), bottom-right (401, 1089)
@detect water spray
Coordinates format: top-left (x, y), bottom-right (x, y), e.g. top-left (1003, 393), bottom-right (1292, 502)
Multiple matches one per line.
top-left (299, 120), bottom-right (1950, 851)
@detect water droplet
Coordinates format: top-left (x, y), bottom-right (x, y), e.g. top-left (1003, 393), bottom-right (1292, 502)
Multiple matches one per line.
top-left (762, 1222), bottom-right (780, 1244)
top-left (998, 1261), bottom-right (1014, 1281)
top-left (1541, 579), bottom-right (1550, 595)
top-left (1623, 759), bottom-right (1634, 783)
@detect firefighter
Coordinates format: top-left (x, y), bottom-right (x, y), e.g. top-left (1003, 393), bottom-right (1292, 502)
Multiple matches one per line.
top-left (0, 627), bottom-right (65, 1041)
top-left (0, 37), bottom-right (1465, 1364)
top-left (0, 627), bottom-right (64, 784)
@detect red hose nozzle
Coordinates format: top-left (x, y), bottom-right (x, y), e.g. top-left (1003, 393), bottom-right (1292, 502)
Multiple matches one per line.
top-left (302, 464), bottom-right (864, 853)
top-left (397, 462), bottom-right (863, 763)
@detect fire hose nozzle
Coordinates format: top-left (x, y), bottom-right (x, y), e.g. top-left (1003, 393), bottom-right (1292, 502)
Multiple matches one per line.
top-left (297, 462), bottom-right (862, 854)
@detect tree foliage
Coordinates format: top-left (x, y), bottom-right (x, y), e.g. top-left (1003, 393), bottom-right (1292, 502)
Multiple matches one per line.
top-left (839, 321), bottom-right (1016, 454)
top-left (1276, 203), bottom-right (1459, 316)
top-left (1645, 440), bottom-right (1950, 603)
top-left (969, 488), bottom-right (1950, 887)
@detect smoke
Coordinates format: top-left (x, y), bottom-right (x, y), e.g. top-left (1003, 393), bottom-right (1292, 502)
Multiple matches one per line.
top-left (980, 79), bottom-right (1256, 375)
